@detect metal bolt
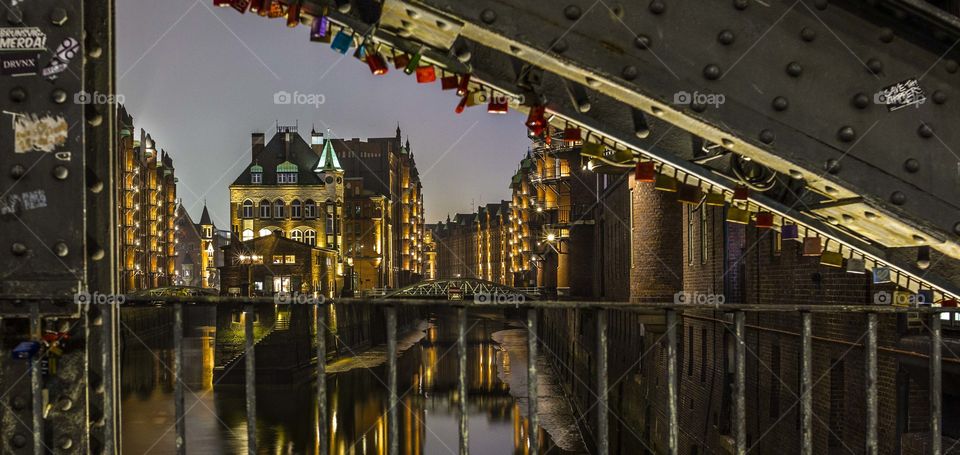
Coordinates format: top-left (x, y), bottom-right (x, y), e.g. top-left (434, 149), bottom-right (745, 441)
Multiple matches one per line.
top-left (564, 5), bottom-right (582, 20)
top-left (904, 158), bottom-right (920, 173)
top-left (11, 433), bottom-right (27, 449)
top-left (718, 30), bottom-right (735, 45)
top-left (10, 164), bottom-right (25, 179)
top-left (932, 90), bottom-right (947, 104)
top-left (649, 0), bottom-right (666, 14)
top-left (852, 93), bottom-right (871, 109)
top-left (890, 191), bottom-right (906, 205)
top-left (825, 159), bottom-right (841, 174)
top-left (50, 8), bottom-right (67, 26)
top-left (759, 130), bottom-right (775, 144)
top-left (59, 397), bottom-right (74, 411)
top-left (786, 62), bottom-right (803, 77)
top-left (954, 222), bottom-right (960, 236)
top-left (551, 38), bottom-right (568, 53)
top-left (11, 243), bottom-right (27, 256)
top-left (635, 34), bottom-right (652, 50)
top-left (11, 396), bottom-right (27, 411)
top-left (53, 165), bottom-right (69, 180)
top-left (917, 123), bottom-right (934, 138)
top-left (52, 88), bottom-right (67, 104)
top-left (772, 96), bottom-right (789, 111)
top-left (814, 0), bottom-right (828, 9)
top-left (480, 9), bottom-right (497, 24)
top-left (622, 65), bottom-right (638, 81)
top-left (879, 28), bottom-right (894, 43)
top-left (800, 27), bottom-right (816, 42)
top-left (54, 242), bottom-right (69, 258)
top-left (87, 44), bottom-right (102, 59)
top-left (946, 59), bottom-right (958, 74)
top-left (88, 112), bottom-right (103, 127)
top-left (59, 436), bottom-right (73, 450)
top-left (703, 64), bottom-right (721, 80)
top-left (837, 126), bottom-right (856, 142)
top-left (9, 86), bottom-right (27, 102)
top-left (866, 58), bottom-right (883, 74)
top-left (733, 0), bottom-right (749, 10)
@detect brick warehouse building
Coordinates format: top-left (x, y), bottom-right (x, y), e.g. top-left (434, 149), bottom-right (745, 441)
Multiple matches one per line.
top-left (429, 130), bottom-right (960, 453)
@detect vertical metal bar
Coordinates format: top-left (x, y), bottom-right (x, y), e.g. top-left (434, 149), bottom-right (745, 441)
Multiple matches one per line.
top-left (103, 301), bottom-right (117, 455)
top-left (244, 304), bottom-right (257, 454)
top-left (666, 310), bottom-right (678, 455)
top-left (800, 312), bottom-right (813, 455)
top-left (930, 314), bottom-right (942, 455)
top-left (457, 307), bottom-right (469, 455)
top-left (317, 305), bottom-right (328, 455)
top-left (865, 313), bottom-right (878, 455)
top-left (387, 306), bottom-right (398, 455)
top-left (596, 308), bottom-right (609, 455)
top-left (174, 303), bottom-right (186, 455)
top-left (734, 311), bottom-right (746, 455)
top-left (527, 308), bottom-right (539, 454)
top-left (29, 302), bottom-right (43, 455)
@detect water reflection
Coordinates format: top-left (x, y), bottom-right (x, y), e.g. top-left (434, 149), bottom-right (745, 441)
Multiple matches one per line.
top-left (120, 308), bottom-right (576, 454)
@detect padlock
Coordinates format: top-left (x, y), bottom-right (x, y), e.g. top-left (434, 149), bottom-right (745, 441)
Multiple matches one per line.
top-left (415, 65), bottom-right (436, 83)
top-left (872, 266), bottom-right (891, 284)
top-left (457, 74), bottom-right (472, 96)
top-left (802, 237), bottom-right (822, 256)
top-left (677, 184), bottom-right (703, 204)
top-left (488, 95), bottom-right (509, 114)
top-left (942, 298), bottom-right (958, 308)
top-left (12, 341), bottom-right (40, 360)
top-left (258, 0), bottom-right (271, 16)
top-left (441, 75), bottom-right (459, 90)
top-left (654, 174), bottom-right (678, 193)
top-left (330, 30), bottom-right (353, 54)
top-left (755, 212), bottom-right (774, 229)
top-left (310, 15), bottom-right (332, 43)
top-left (393, 53), bottom-right (411, 70)
top-left (403, 52), bottom-right (423, 75)
top-left (781, 224), bottom-right (799, 241)
top-left (455, 94), bottom-right (469, 114)
top-left (581, 142), bottom-right (604, 159)
top-left (286, 0), bottom-right (301, 27)
top-left (525, 106), bottom-right (547, 136)
top-left (917, 290), bottom-right (934, 306)
top-left (820, 251), bottom-right (843, 268)
top-left (249, 0), bottom-right (265, 14)
top-left (231, 0), bottom-right (251, 13)
top-left (563, 127), bottom-right (582, 143)
top-left (845, 257), bottom-right (866, 274)
top-left (725, 206), bottom-right (750, 224)
top-left (267, 0), bottom-right (284, 17)
top-left (366, 52), bottom-right (388, 75)
top-left (704, 192), bottom-right (725, 206)
top-left (635, 161), bottom-right (656, 182)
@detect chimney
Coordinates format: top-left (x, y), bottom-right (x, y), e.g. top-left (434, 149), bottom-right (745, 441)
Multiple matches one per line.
top-left (311, 128), bottom-right (324, 154)
top-left (252, 132), bottom-right (265, 160)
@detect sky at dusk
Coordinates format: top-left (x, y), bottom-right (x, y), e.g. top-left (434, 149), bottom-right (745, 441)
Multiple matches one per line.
top-left (116, 0), bottom-right (531, 229)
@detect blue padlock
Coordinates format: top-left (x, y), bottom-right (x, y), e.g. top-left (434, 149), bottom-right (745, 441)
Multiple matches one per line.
top-left (12, 341), bottom-right (40, 360)
top-left (330, 30), bottom-right (353, 54)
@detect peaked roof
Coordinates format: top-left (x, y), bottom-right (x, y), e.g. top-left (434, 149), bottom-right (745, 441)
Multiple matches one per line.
top-left (317, 138), bottom-right (343, 172)
top-left (199, 204), bottom-right (212, 225)
top-left (231, 131), bottom-right (327, 186)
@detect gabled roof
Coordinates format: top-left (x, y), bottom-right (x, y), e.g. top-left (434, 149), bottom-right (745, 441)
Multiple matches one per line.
top-left (316, 137), bottom-right (343, 172)
top-left (231, 131), bottom-right (327, 186)
top-left (199, 204), bottom-right (212, 225)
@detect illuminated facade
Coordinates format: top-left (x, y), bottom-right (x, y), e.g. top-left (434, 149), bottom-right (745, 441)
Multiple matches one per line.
top-left (116, 105), bottom-right (178, 293)
top-left (229, 126), bottom-right (345, 292)
top-left (173, 202), bottom-right (228, 289)
top-left (343, 177), bottom-right (390, 293)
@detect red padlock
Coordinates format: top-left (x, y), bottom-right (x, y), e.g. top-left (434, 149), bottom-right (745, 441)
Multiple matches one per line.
top-left (415, 66), bottom-right (437, 83)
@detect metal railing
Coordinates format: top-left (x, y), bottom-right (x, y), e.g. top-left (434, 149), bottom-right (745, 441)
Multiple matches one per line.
top-left (2, 296), bottom-right (956, 455)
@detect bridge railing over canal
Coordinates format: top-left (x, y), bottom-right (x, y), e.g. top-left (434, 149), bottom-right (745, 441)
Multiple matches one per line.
top-left (0, 296), bottom-right (955, 455)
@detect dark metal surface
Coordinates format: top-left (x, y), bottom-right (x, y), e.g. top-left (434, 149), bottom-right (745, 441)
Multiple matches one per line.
top-left (386, 306), bottom-right (398, 455)
top-left (244, 304), bottom-right (257, 454)
top-left (595, 308), bottom-right (608, 455)
top-left (866, 313), bottom-right (878, 455)
top-left (173, 303), bottom-right (185, 455)
top-left (930, 315), bottom-right (942, 455)
top-left (526, 308), bottom-right (539, 454)
top-left (733, 311), bottom-right (746, 455)
top-left (316, 306), bottom-right (328, 455)
top-left (666, 310), bottom-right (678, 455)
top-left (800, 313), bottom-right (813, 455)
top-left (457, 307), bottom-right (469, 455)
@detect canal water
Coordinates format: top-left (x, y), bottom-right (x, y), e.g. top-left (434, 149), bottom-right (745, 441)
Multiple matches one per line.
top-left (119, 308), bottom-right (584, 454)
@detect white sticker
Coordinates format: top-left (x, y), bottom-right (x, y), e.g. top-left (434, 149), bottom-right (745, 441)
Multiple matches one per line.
top-left (0, 27), bottom-right (47, 51)
top-left (4, 112), bottom-right (68, 154)
top-left (41, 37), bottom-right (78, 80)
top-left (0, 189), bottom-right (47, 215)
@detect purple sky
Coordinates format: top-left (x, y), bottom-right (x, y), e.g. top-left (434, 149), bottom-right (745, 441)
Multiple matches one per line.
top-left (116, 0), bottom-right (530, 229)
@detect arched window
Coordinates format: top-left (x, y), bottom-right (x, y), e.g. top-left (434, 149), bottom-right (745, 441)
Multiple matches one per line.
top-left (241, 229), bottom-right (254, 241)
top-left (259, 199), bottom-right (270, 219)
top-left (290, 229), bottom-right (303, 243)
top-left (258, 228), bottom-right (272, 238)
top-left (273, 199), bottom-right (285, 219)
top-left (304, 229), bottom-right (317, 246)
top-left (241, 200), bottom-right (253, 219)
top-left (304, 200), bottom-right (317, 219)
top-left (290, 199), bottom-right (302, 219)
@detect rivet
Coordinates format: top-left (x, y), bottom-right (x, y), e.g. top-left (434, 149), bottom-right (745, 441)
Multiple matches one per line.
top-left (11, 434), bottom-right (27, 449)
top-left (800, 27), bottom-right (816, 42)
top-left (650, 106), bottom-right (664, 115)
top-left (90, 246), bottom-right (105, 261)
top-left (622, 65), bottom-right (639, 80)
top-left (50, 8), bottom-right (68, 26)
top-left (828, 217), bottom-right (840, 225)
top-left (564, 5), bottom-right (582, 20)
top-left (480, 9), bottom-right (497, 24)
top-left (552, 38), bottom-right (568, 53)
top-left (10, 164), bottom-right (25, 179)
top-left (789, 169), bottom-right (804, 179)
top-left (54, 242), bottom-right (69, 258)
top-left (59, 437), bottom-right (73, 450)
top-left (9, 86), bottom-right (27, 103)
top-left (825, 159), bottom-right (841, 174)
top-left (405, 9), bottom-right (419, 19)
top-left (733, 0), bottom-right (749, 10)
top-left (786, 62), bottom-right (802, 77)
top-left (866, 58), bottom-right (883, 74)
top-left (932, 90), bottom-right (947, 104)
top-left (718, 30), bottom-right (735, 45)
top-left (864, 211), bottom-right (878, 220)
top-left (88, 112), bottom-right (103, 127)
top-left (11, 243), bottom-right (27, 256)
top-left (772, 96), bottom-right (789, 111)
top-left (690, 102), bottom-right (707, 113)
top-left (59, 397), bottom-right (74, 411)
top-left (11, 396), bottom-right (27, 411)
top-left (649, 0), bottom-right (666, 14)
top-left (842, 214), bottom-right (855, 223)
top-left (436, 20), bottom-right (449, 31)
top-left (721, 138), bottom-right (735, 148)
top-left (759, 129), bottom-right (775, 144)
top-left (53, 165), bottom-right (69, 180)
top-left (814, 0), bottom-right (828, 10)
top-left (946, 59), bottom-right (958, 74)
top-left (52, 88), bottom-right (67, 104)
top-left (703, 64), bottom-right (721, 80)
top-left (87, 44), bottom-right (102, 59)
top-left (890, 191), bottom-right (906, 205)
top-left (879, 27), bottom-right (894, 43)
top-left (585, 77), bottom-right (601, 88)
top-left (954, 221), bottom-right (960, 235)
top-left (852, 92), bottom-right (871, 109)
top-left (913, 234), bottom-right (926, 244)
top-left (635, 34), bottom-right (652, 50)
top-left (337, 2), bottom-right (351, 13)
top-left (837, 126), bottom-right (856, 142)
top-left (825, 186), bottom-right (839, 195)
top-left (917, 123), bottom-right (933, 138)
top-left (904, 158), bottom-right (919, 173)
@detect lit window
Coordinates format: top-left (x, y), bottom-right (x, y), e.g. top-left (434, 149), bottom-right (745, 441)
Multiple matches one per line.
top-left (305, 229), bottom-right (317, 246)
top-left (304, 200), bottom-right (316, 219)
top-left (284, 255), bottom-right (296, 264)
top-left (241, 200), bottom-right (254, 218)
top-left (273, 199), bottom-right (285, 219)
top-left (290, 229), bottom-right (303, 243)
top-left (251, 172), bottom-right (262, 184)
top-left (258, 228), bottom-right (272, 238)
top-left (272, 255), bottom-right (284, 264)
top-left (242, 229), bottom-right (254, 241)
top-left (291, 200), bottom-right (302, 219)
top-left (259, 200), bottom-right (271, 219)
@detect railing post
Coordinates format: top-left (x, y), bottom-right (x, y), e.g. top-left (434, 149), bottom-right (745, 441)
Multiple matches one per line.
top-left (316, 304), bottom-right (328, 455)
top-left (244, 304), bottom-right (257, 454)
top-left (457, 306), bottom-right (469, 455)
top-left (386, 305), bottom-right (399, 455)
top-left (800, 312), bottom-right (813, 455)
top-left (596, 308), bottom-right (609, 455)
top-left (865, 313), bottom-right (878, 455)
top-left (527, 307), bottom-right (539, 454)
top-left (734, 311), bottom-right (746, 455)
top-left (29, 302), bottom-right (43, 455)
top-left (666, 309), bottom-right (678, 455)
top-left (930, 314), bottom-right (942, 455)
top-left (103, 300), bottom-right (118, 455)
top-left (174, 302), bottom-right (186, 455)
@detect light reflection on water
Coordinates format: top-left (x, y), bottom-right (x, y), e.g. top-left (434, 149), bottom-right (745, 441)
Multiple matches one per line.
top-left (120, 309), bottom-right (575, 454)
